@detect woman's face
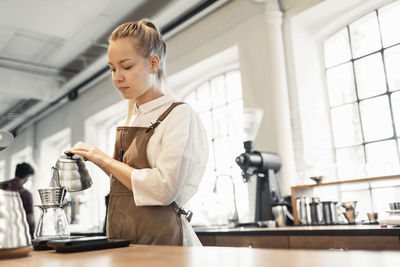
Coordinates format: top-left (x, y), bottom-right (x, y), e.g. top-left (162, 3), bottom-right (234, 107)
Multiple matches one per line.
top-left (108, 38), bottom-right (157, 104)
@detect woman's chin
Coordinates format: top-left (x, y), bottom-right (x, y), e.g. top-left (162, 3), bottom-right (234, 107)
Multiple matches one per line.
top-left (121, 92), bottom-right (133, 99)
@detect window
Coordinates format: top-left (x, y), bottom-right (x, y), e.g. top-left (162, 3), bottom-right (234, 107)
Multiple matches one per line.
top-left (324, 1), bottom-right (400, 179)
top-left (183, 69), bottom-right (249, 225)
top-left (323, 1), bottom-right (400, 219)
top-left (40, 128), bottom-right (71, 187)
top-left (39, 128), bottom-right (71, 224)
top-left (82, 100), bottom-right (125, 231)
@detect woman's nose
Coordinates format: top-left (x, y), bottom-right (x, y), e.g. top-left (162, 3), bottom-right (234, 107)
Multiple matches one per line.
top-left (113, 70), bottom-right (124, 82)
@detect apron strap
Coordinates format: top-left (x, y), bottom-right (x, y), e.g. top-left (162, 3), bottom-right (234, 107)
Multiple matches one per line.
top-left (146, 102), bottom-right (185, 133)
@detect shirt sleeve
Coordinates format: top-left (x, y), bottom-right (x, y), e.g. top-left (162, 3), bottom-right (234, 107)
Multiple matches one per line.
top-left (131, 104), bottom-right (208, 206)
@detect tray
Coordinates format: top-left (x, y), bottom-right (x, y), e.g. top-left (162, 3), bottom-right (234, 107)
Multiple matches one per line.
top-left (46, 236), bottom-right (130, 253)
top-left (32, 236), bottom-right (85, 250)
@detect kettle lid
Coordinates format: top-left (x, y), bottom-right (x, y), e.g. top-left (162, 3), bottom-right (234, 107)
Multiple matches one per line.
top-left (57, 152), bottom-right (83, 162)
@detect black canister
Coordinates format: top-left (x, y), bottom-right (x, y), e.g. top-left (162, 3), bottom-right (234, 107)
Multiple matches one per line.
top-left (322, 201), bottom-right (333, 225)
top-left (309, 197), bottom-right (323, 225)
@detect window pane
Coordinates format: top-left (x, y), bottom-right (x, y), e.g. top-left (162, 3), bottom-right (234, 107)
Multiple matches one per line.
top-left (354, 53), bottom-right (386, 99)
top-left (331, 103), bottom-right (363, 147)
top-left (326, 62), bottom-right (356, 106)
top-left (378, 1), bottom-right (400, 48)
top-left (196, 83), bottom-right (211, 112)
top-left (210, 76), bottom-right (226, 108)
top-left (360, 95), bottom-right (393, 142)
top-left (349, 12), bottom-right (381, 58)
top-left (199, 111), bottom-right (213, 142)
top-left (371, 178), bottom-right (400, 188)
top-left (336, 146), bottom-right (366, 179)
top-left (229, 134), bottom-right (244, 162)
top-left (185, 91), bottom-right (198, 112)
top-left (227, 100), bottom-right (243, 139)
top-left (365, 140), bottom-right (400, 176)
top-left (391, 92), bottom-right (400, 134)
top-left (214, 137), bottom-right (232, 175)
top-left (384, 45), bottom-right (400, 92)
top-left (207, 140), bottom-right (215, 171)
top-left (324, 28), bottom-right (352, 68)
top-left (213, 105), bottom-right (228, 138)
top-left (372, 187), bottom-right (400, 217)
top-left (226, 70), bottom-right (243, 102)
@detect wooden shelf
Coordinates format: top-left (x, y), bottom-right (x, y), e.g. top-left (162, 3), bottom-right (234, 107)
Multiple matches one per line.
top-left (291, 174), bottom-right (400, 225)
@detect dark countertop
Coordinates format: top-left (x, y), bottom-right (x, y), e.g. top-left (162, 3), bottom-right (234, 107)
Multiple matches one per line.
top-left (194, 224), bottom-right (400, 236)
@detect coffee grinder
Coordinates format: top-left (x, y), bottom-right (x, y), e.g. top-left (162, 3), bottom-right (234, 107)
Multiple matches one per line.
top-left (235, 108), bottom-right (282, 222)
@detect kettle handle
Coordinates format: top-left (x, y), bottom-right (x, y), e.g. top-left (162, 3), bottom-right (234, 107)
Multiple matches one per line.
top-left (52, 167), bottom-right (62, 187)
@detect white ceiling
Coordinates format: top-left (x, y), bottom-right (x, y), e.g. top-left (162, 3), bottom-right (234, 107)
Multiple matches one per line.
top-left (0, 0), bottom-right (223, 134)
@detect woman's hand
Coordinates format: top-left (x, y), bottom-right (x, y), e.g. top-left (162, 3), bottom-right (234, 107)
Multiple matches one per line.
top-left (68, 142), bottom-right (134, 191)
top-left (67, 141), bottom-right (112, 169)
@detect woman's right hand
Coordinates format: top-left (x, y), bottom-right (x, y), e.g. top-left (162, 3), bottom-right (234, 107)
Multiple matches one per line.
top-left (66, 141), bottom-right (112, 169)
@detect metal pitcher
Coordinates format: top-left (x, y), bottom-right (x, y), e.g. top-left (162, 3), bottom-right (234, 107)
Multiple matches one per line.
top-left (322, 201), bottom-right (338, 225)
top-left (50, 152), bottom-right (92, 192)
top-left (0, 190), bottom-right (31, 249)
top-left (309, 197), bottom-right (324, 225)
top-left (296, 197), bottom-right (311, 225)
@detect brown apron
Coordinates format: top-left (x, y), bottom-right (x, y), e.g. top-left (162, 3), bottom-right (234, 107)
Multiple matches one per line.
top-left (106, 102), bottom-right (184, 245)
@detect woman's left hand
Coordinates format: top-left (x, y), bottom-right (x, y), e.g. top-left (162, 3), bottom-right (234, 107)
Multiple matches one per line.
top-left (67, 141), bottom-right (111, 168)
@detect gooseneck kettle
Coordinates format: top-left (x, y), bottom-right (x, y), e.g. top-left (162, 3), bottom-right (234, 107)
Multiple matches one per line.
top-left (50, 152), bottom-right (93, 192)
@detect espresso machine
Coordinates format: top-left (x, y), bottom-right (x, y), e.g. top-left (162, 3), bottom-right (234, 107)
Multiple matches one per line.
top-left (235, 109), bottom-right (282, 223)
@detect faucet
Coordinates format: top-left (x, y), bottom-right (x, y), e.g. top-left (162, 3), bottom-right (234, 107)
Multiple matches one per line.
top-left (213, 174), bottom-right (239, 226)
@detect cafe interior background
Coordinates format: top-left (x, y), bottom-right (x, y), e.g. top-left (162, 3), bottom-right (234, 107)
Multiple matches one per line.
top-left (1, 0), bottom-right (400, 232)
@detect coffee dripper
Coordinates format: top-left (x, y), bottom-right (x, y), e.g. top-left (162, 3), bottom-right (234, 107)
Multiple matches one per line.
top-left (34, 187), bottom-right (69, 239)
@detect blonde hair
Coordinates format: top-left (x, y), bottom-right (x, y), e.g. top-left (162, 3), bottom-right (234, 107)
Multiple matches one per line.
top-left (109, 19), bottom-right (167, 125)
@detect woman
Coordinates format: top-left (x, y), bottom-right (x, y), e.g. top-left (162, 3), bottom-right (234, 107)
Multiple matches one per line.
top-left (68, 19), bottom-right (208, 246)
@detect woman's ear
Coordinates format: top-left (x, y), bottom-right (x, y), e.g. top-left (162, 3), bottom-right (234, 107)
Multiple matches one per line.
top-left (150, 55), bottom-right (160, 74)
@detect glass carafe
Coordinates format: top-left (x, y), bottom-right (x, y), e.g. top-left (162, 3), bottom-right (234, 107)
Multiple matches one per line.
top-left (34, 205), bottom-right (69, 239)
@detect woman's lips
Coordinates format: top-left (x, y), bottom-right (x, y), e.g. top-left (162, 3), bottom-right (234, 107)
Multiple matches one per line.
top-left (119, 87), bottom-right (129, 92)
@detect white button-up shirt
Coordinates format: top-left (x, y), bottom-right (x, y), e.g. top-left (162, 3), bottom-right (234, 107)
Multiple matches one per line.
top-left (128, 95), bottom-right (208, 209)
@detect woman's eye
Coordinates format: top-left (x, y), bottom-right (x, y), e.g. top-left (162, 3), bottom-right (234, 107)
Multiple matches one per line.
top-left (123, 66), bottom-right (132, 70)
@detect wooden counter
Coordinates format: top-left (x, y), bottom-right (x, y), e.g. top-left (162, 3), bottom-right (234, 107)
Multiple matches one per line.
top-left (2, 244), bottom-right (400, 267)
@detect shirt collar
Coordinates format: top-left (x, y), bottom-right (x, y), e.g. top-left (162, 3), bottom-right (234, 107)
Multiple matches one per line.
top-left (137, 95), bottom-right (173, 115)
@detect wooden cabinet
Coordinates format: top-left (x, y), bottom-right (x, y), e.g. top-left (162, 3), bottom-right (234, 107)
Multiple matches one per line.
top-left (288, 236), bottom-right (400, 250)
top-left (199, 233), bottom-right (400, 250)
top-left (213, 235), bottom-right (289, 248)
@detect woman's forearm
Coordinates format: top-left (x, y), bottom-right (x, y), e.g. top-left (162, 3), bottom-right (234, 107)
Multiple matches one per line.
top-left (101, 157), bottom-right (134, 191)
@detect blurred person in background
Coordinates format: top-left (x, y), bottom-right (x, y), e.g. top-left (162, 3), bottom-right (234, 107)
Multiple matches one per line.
top-left (0, 162), bottom-right (35, 238)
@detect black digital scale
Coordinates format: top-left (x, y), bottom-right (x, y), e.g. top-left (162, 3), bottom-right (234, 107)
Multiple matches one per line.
top-left (32, 236), bottom-right (130, 253)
